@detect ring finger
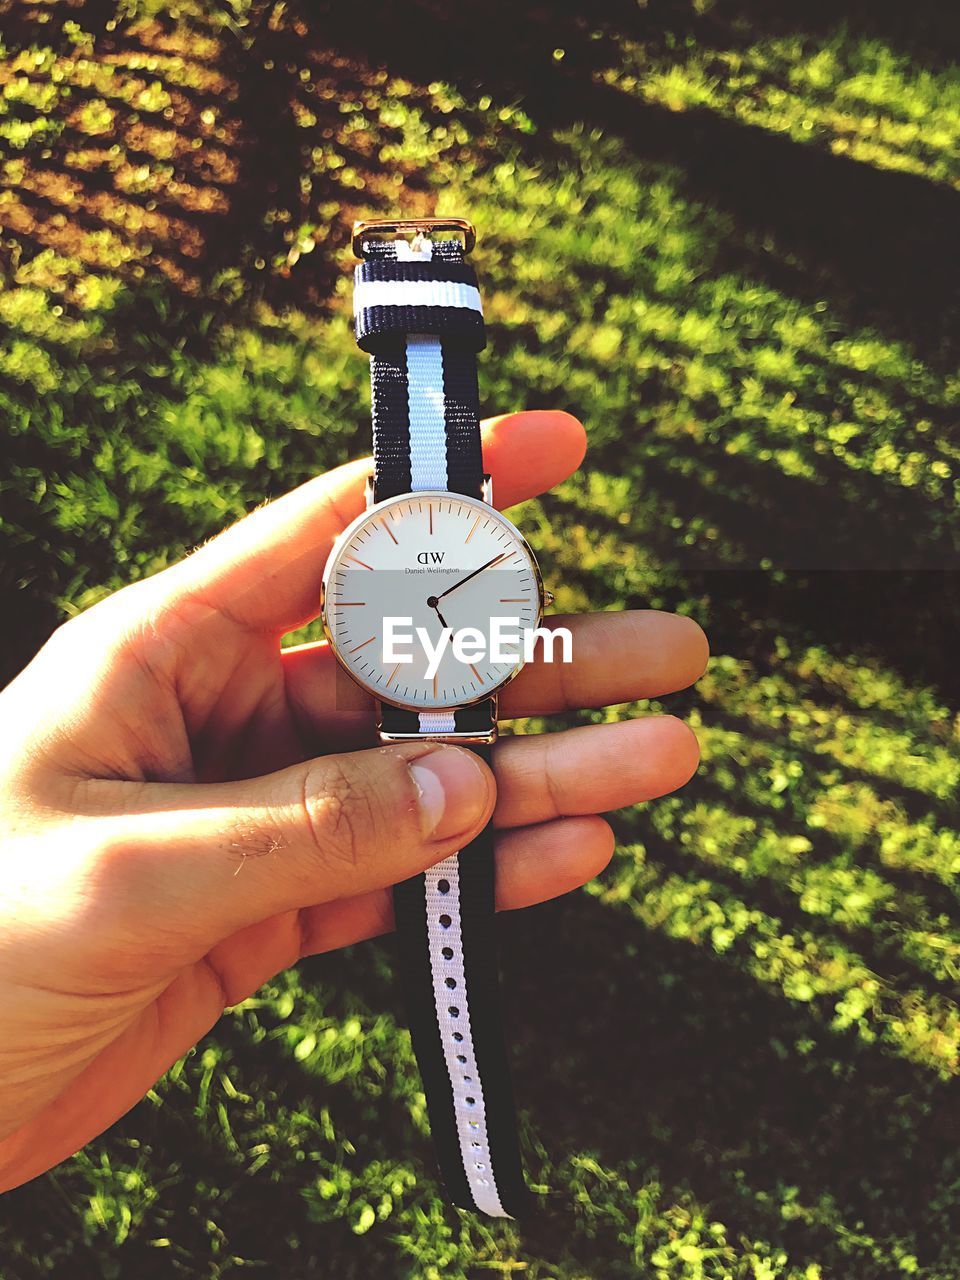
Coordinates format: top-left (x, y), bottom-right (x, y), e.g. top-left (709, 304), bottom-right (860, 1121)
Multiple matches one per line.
top-left (491, 715), bottom-right (699, 829)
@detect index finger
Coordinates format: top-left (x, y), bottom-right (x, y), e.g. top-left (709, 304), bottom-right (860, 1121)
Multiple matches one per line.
top-left (161, 410), bottom-right (585, 634)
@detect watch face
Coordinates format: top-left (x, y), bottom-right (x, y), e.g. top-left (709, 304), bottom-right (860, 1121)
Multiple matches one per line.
top-left (321, 492), bottom-right (543, 710)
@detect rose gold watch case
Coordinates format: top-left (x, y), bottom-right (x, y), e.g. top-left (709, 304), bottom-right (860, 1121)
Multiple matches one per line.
top-left (320, 487), bottom-right (545, 723)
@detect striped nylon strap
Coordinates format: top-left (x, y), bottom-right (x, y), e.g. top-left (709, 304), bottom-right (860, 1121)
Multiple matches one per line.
top-left (357, 238), bottom-right (485, 502)
top-left (354, 234), bottom-right (529, 1218)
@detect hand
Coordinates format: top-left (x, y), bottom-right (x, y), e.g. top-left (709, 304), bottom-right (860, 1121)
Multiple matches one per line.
top-left (0, 410), bottom-right (707, 1192)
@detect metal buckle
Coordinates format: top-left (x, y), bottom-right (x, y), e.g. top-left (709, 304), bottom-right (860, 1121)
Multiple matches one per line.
top-left (352, 217), bottom-right (476, 259)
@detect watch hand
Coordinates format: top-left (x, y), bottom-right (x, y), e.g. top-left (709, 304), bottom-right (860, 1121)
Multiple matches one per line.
top-left (426, 595), bottom-right (450, 629)
top-left (434, 552), bottom-right (508, 604)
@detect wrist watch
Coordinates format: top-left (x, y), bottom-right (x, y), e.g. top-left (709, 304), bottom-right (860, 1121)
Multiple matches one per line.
top-left (320, 217), bottom-right (546, 1217)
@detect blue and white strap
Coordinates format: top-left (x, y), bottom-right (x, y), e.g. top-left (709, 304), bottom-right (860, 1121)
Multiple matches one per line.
top-left (355, 238), bottom-right (486, 504)
top-left (354, 231), bottom-right (530, 1218)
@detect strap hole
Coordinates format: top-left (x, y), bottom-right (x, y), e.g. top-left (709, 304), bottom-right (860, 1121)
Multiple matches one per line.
top-left (441, 946), bottom-right (454, 959)
top-left (437, 878), bottom-right (451, 894)
top-left (447, 1006), bottom-right (460, 1018)
top-left (453, 1032), bottom-right (464, 1042)
top-left (445, 977), bottom-right (456, 989)
top-left (456, 1054), bottom-right (467, 1063)
top-left (439, 914), bottom-right (452, 929)
top-left (465, 1096), bottom-right (476, 1106)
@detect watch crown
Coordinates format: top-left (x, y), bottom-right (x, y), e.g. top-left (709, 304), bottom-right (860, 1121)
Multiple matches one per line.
top-left (543, 589), bottom-right (555, 608)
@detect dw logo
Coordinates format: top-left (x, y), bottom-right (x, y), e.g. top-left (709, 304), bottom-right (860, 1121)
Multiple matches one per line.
top-left (416, 551), bottom-right (446, 565)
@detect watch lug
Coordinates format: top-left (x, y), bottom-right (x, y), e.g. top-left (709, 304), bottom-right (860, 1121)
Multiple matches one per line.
top-left (367, 475), bottom-right (490, 508)
top-left (378, 727), bottom-right (498, 745)
top-left (377, 697), bottom-right (499, 745)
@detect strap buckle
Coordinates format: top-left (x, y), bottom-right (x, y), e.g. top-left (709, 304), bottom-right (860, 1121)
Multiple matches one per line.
top-left (352, 217), bottom-right (476, 259)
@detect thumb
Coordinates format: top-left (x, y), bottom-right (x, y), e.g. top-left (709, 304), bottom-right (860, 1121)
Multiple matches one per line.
top-left (96, 742), bottom-right (494, 953)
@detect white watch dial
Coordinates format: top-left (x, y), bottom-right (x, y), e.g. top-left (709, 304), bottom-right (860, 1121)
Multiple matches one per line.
top-left (322, 492), bottom-right (543, 710)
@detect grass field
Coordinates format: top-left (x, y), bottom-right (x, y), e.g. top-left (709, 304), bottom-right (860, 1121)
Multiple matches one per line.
top-left (2, 0), bottom-right (959, 1275)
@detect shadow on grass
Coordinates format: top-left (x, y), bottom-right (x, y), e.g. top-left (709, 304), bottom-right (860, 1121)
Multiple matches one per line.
top-left (4, 0), bottom-right (959, 356)
top-left (500, 888), bottom-right (960, 1274)
top-left (308, 0), bottom-right (960, 369)
top-left (2, 1), bottom-right (956, 658)
top-left (4, 897), bottom-right (955, 1278)
top-left (545, 470), bottom-right (960, 704)
top-left (0, 4), bottom-right (957, 1277)
top-left (623, 784), bottom-right (960, 998)
top-left (0, 1027), bottom-right (422, 1278)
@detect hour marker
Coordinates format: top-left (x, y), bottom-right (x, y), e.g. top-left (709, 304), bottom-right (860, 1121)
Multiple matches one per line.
top-left (465, 514), bottom-right (481, 543)
top-left (429, 503), bottom-right (433, 535)
top-left (345, 555), bottom-right (374, 570)
top-left (381, 519), bottom-right (398, 545)
top-left (337, 601), bottom-right (366, 606)
top-left (499, 598), bottom-right (526, 603)
top-left (349, 636), bottom-right (376, 653)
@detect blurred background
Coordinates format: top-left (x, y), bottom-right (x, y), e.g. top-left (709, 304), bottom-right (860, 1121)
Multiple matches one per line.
top-left (1, 0), bottom-right (959, 1275)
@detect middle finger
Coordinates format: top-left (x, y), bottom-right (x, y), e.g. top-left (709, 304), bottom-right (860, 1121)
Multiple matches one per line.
top-left (282, 608), bottom-right (708, 750)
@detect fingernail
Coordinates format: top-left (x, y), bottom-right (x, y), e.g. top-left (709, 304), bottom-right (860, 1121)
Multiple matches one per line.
top-left (410, 748), bottom-right (490, 840)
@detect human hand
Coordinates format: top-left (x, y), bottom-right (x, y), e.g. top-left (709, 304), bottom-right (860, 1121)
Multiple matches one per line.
top-left (0, 410), bottom-right (707, 1192)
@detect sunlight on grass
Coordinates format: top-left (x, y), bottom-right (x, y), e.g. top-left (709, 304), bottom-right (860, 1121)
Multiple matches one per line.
top-left (2, 1), bottom-right (959, 1276)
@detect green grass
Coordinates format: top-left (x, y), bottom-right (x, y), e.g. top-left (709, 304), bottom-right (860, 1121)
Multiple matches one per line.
top-left (2, 1), bottom-right (959, 1276)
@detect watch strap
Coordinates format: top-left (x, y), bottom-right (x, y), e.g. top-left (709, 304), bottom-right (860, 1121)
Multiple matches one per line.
top-left (354, 230), bottom-right (530, 1217)
top-left (356, 239), bottom-right (485, 502)
top-left (393, 743), bottom-right (529, 1218)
